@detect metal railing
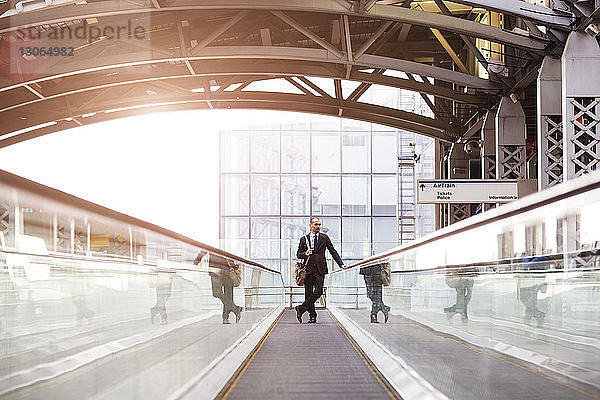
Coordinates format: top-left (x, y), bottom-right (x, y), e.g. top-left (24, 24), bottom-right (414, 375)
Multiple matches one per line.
top-left (327, 171), bottom-right (600, 395)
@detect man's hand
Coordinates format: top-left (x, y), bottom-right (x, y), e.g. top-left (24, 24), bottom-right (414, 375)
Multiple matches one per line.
top-left (306, 249), bottom-right (313, 256)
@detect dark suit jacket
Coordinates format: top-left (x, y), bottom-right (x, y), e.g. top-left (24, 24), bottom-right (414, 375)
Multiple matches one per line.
top-left (359, 264), bottom-right (382, 276)
top-left (193, 252), bottom-right (232, 279)
top-left (297, 233), bottom-right (343, 276)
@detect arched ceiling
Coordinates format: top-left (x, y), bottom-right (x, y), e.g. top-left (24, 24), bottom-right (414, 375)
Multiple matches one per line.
top-left (0, 0), bottom-right (592, 147)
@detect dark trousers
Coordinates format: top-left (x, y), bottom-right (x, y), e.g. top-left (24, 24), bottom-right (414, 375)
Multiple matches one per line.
top-left (211, 274), bottom-right (238, 319)
top-left (446, 277), bottom-right (474, 317)
top-left (300, 272), bottom-right (324, 319)
top-left (519, 285), bottom-right (545, 321)
top-left (363, 273), bottom-right (386, 316)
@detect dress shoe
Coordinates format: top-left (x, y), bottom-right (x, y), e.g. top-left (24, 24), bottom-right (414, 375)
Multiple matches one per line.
top-left (234, 307), bottom-right (242, 323)
top-left (307, 317), bottom-right (317, 323)
top-left (295, 306), bottom-right (303, 323)
top-left (370, 314), bottom-right (379, 323)
top-left (383, 306), bottom-right (390, 323)
top-left (222, 317), bottom-right (231, 324)
top-left (444, 306), bottom-right (458, 320)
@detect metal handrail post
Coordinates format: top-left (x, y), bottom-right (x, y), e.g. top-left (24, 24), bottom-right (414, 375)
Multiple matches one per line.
top-left (289, 241), bottom-right (293, 308)
top-left (355, 268), bottom-right (359, 309)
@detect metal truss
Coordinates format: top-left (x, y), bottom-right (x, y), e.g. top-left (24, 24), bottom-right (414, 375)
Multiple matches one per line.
top-left (483, 155), bottom-right (496, 179)
top-left (449, 203), bottom-right (469, 224)
top-left (541, 115), bottom-right (563, 187)
top-left (567, 97), bottom-right (600, 178)
top-left (0, 202), bottom-right (12, 248)
top-left (0, 0), bottom-right (580, 147)
top-left (53, 215), bottom-right (70, 253)
top-left (498, 145), bottom-right (525, 179)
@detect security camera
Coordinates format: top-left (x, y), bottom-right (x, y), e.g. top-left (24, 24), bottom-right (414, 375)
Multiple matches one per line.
top-left (463, 140), bottom-right (481, 155)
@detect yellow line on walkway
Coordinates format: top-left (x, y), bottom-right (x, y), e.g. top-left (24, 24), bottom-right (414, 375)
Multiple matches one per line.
top-left (329, 311), bottom-right (403, 400)
top-left (217, 310), bottom-right (285, 400)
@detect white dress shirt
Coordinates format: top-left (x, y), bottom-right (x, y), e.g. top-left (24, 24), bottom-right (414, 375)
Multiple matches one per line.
top-left (309, 232), bottom-right (319, 249)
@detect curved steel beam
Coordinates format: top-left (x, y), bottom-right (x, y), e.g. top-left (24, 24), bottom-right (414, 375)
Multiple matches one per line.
top-left (0, 90), bottom-right (459, 147)
top-left (0, 0), bottom-right (550, 49)
top-left (0, 63), bottom-right (490, 119)
top-left (1, 46), bottom-right (499, 93)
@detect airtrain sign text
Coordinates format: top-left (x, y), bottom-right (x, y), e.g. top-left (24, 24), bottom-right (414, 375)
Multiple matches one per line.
top-left (416, 179), bottom-right (519, 204)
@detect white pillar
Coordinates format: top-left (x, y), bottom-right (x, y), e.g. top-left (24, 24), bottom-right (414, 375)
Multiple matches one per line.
top-left (537, 56), bottom-right (563, 190)
top-left (495, 96), bottom-right (527, 179)
top-left (481, 109), bottom-right (497, 179)
top-left (448, 143), bottom-right (470, 224)
top-left (562, 31), bottom-right (600, 180)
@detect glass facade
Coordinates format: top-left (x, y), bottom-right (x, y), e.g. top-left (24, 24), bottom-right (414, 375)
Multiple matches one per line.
top-left (220, 85), bottom-right (435, 275)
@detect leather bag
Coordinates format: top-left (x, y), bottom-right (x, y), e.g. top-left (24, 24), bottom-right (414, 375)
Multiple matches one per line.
top-left (381, 262), bottom-right (392, 287)
top-left (295, 236), bottom-right (310, 286)
top-left (229, 262), bottom-right (242, 287)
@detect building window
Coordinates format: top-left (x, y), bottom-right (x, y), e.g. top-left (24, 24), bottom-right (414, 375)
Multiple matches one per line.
top-left (312, 132), bottom-right (340, 172)
top-left (311, 175), bottom-right (341, 215)
top-left (342, 132), bottom-right (371, 173)
top-left (342, 175), bottom-right (371, 216)
top-left (281, 175), bottom-right (309, 215)
top-left (221, 175), bottom-right (249, 215)
top-left (251, 175), bottom-right (280, 215)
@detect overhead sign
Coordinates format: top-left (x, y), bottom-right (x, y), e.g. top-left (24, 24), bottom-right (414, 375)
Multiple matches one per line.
top-left (416, 179), bottom-right (519, 204)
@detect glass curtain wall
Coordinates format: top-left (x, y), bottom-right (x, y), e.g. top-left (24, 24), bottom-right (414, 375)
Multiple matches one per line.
top-left (220, 88), bottom-right (435, 281)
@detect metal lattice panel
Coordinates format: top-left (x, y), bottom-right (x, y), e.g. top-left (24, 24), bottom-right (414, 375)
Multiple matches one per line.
top-left (569, 97), bottom-right (600, 178)
top-left (543, 115), bottom-right (563, 187)
top-left (570, 250), bottom-right (598, 269)
top-left (483, 155), bottom-right (496, 179)
top-left (450, 204), bottom-right (469, 224)
top-left (54, 216), bottom-right (70, 253)
top-left (498, 145), bottom-right (525, 179)
top-left (0, 202), bottom-right (13, 247)
top-left (0, 203), bottom-right (10, 233)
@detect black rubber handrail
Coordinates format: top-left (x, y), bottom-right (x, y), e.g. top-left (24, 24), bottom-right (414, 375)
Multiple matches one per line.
top-left (332, 170), bottom-right (600, 275)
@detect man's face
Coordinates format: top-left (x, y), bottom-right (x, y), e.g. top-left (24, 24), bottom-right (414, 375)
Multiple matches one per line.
top-left (310, 219), bottom-right (322, 234)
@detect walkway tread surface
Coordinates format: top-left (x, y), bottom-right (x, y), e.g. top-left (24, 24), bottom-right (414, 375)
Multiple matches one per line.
top-left (225, 310), bottom-right (395, 400)
top-left (8, 309), bottom-right (271, 400)
top-left (342, 309), bottom-right (600, 400)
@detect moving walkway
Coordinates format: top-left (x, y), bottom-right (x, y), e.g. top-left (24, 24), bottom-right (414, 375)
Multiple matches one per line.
top-left (1, 169), bottom-right (599, 399)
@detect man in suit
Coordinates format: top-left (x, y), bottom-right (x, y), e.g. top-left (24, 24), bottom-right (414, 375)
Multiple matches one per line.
top-left (295, 217), bottom-right (344, 323)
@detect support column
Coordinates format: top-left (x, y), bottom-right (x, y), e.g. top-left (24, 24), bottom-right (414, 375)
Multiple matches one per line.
top-left (448, 143), bottom-right (470, 224)
top-left (481, 109), bottom-right (497, 179)
top-left (434, 139), bottom-right (443, 230)
top-left (496, 97), bottom-right (527, 179)
top-left (538, 56), bottom-right (563, 190)
top-left (562, 31), bottom-right (600, 180)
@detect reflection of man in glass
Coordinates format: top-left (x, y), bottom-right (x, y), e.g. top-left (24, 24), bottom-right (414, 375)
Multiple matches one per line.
top-left (359, 263), bottom-right (390, 323)
top-left (194, 251), bottom-right (241, 324)
top-left (518, 256), bottom-right (548, 327)
top-left (0, 268), bottom-right (17, 332)
top-left (150, 271), bottom-right (173, 325)
top-left (295, 217), bottom-right (344, 323)
top-left (71, 269), bottom-right (94, 324)
top-left (444, 266), bottom-right (476, 323)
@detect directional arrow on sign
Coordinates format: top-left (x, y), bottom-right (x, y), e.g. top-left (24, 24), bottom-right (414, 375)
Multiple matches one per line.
top-left (419, 183), bottom-right (426, 191)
